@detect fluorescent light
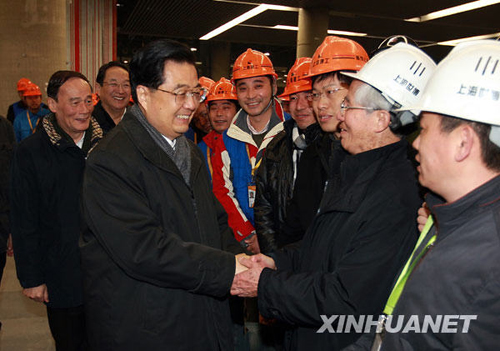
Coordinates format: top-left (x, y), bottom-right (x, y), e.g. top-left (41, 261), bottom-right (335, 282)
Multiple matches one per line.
top-left (437, 32), bottom-right (500, 46)
top-left (327, 29), bottom-right (367, 37)
top-left (190, 48), bottom-right (197, 52)
top-left (274, 25), bottom-right (299, 31)
top-left (200, 4), bottom-right (299, 40)
top-left (406, 0), bottom-right (500, 22)
top-left (200, 5), bottom-right (268, 40)
top-left (273, 25), bottom-right (367, 37)
top-left (264, 4), bottom-right (298, 12)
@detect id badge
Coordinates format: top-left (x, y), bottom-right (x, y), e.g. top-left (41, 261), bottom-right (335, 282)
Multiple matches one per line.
top-left (248, 185), bottom-right (256, 208)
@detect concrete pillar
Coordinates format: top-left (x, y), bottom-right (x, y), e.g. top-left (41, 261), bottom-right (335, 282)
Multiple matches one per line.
top-left (0, 0), bottom-right (116, 117)
top-left (296, 7), bottom-right (329, 58)
top-left (0, 0), bottom-right (68, 116)
top-left (210, 41), bottom-right (231, 81)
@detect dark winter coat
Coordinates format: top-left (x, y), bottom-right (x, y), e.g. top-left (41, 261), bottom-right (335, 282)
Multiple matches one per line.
top-left (10, 114), bottom-right (102, 308)
top-left (258, 140), bottom-right (421, 350)
top-left (80, 108), bottom-right (239, 351)
top-left (92, 101), bottom-right (117, 135)
top-left (378, 175), bottom-right (500, 350)
top-left (279, 133), bottom-right (339, 250)
top-left (254, 120), bottom-right (323, 253)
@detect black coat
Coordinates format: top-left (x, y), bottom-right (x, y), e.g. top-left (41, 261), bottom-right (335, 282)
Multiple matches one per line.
top-left (379, 176), bottom-right (500, 350)
top-left (254, 120), bottom-right (323, 253)
top-left (92, 101), bottom-right (117, 135)
top-left (10, 114), bottom-right (102, 308)
top-left (258, 140), bottom-right (421, 350)
top-left (280, 133), bottom-right (339, 250)
top-left (80, 109), bottom-right (239, 351)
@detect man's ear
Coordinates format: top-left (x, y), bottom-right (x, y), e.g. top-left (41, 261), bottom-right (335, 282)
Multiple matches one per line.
top-left (95, 83), bottom-right (102, 97)
top-left (47, 97), bottom-right (57, 113)
top-left (455, 125), bottom-right (474, 162)
top-left (136, 85), bottom-right (150, 107)
top-left (272, 78), bottom-right (278, 97)
top-left (374, 109), bottom-right (391, 133)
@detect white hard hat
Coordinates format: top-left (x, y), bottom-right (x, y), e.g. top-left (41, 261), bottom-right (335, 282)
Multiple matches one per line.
top-left (402, 40), bottom-right (500, 145)
top-left (342, 43), bottom-right (436, 126)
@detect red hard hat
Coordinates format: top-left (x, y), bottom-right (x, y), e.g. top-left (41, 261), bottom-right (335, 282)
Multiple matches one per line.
top-left (23, 83), bottom-right (42, 97)
top-left (17, 78), bottom-right (32, 92)
top-left (280, 57), bottom-right (312, 97)
top-left (309, 36), bottom-right (369, 78)
top-left (232, 48), bottom-right (278, 82)
top-left (207, 77), bottom-right (238, 102)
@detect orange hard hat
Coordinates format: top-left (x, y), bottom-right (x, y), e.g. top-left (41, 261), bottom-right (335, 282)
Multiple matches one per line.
top-left (232, 48), bottom-right (278, 82)
top-left (280, 57), bottom-right (312, 97)
top-left (207, 77), bottom-right (238, 102)
top-left (23, 83), bottom-right (42, 97)
top-left (199, 76), bottom-right (215, 91)
top-left (92, 93), bottom-right (100, 106)
top-left (278, 94), bottom-right (290, 101)
top-left (309, 36), bottom-right (369, 78)
top-left (17, 78), bottom-right (32, 92)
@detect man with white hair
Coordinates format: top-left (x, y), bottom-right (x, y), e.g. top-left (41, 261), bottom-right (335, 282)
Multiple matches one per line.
top-left (231, 43), bottom-right (436, 350)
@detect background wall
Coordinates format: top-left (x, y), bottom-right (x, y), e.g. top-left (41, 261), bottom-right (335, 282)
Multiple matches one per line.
top-left (0, 0), bottom-right (116, 119)
top-left (0, 0), bottom-right (68, 117)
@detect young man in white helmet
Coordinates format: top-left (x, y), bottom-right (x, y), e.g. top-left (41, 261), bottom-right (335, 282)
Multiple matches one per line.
top-left (231, 43), bottom-right (436, 350)
top-left (347, 40), bottom-right (500, 351)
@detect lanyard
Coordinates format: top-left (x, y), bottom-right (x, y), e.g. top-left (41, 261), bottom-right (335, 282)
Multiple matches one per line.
top-left (206, 147), bottom-right (213, 179)
top-left (383, 216), bottom-right (436, 315)
top-left (246, 144), bottom-right (262, 178)
top-left (26, 111), bottom-right (40, 134)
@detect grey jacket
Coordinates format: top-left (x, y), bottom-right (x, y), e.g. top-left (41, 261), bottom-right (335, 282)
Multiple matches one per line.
top-left (346, 175), bottom-right (500, 351)
top-left (382, 175), bottom-right (500, 350)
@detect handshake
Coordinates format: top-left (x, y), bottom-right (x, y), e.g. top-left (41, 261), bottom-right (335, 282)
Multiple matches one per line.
top-left (231, 253), bottom-right (276, 297)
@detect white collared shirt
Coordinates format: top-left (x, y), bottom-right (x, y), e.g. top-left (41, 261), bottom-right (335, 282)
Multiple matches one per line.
top-left (75, 132), bottom-right (86, 149)
top-left (161, 134), bottom-right (176, 150)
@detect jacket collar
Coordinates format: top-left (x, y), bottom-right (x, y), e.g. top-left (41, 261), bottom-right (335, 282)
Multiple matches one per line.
top-left (226, 99), bottom-right (285, 151)
top-left (42, 113), bottom-right (102, 154)
top-left (264, 120), bottom-right (323, 162)
top-left (202, 130), bottom-right (223, 149)
top-left (427, 174), bottom-right (500, 237)
top-left (121, 108), bottom-right (203, 187)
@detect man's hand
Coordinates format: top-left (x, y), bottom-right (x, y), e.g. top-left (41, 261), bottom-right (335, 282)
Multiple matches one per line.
top-left (249, 253), bottom-right (276, 270)
top-left (235, 253), bottom-right (250, 275)
top-left (417, 202), bottom-right (430, 232)
top-left (23, 284), bottom-right (49, 303)
top-left (230, 254), bottom-right (276, 297)
top-left (244, 233), bottom-right (260, 254)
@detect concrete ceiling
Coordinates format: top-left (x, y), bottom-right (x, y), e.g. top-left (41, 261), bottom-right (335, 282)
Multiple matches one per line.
top-left (116, 0), bottom-right (500, 79)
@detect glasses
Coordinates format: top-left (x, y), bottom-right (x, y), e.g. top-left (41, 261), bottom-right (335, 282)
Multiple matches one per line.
top-left (340, 98), bottom-right (380, 115)
top-left (307, 86), bottom-right (345, 102)
top-left (156, 87), bottom-right (207, 104)
top-left (103, 81), bottom-right (131, 90)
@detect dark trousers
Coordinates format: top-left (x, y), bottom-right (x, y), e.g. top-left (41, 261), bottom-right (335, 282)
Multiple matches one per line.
top-left (47, 305), bottom-right (86, 351)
